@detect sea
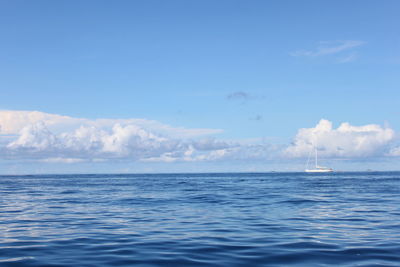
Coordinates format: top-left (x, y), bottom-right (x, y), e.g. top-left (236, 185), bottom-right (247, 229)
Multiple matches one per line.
top-left (1, 172), bottom-right (399, 266)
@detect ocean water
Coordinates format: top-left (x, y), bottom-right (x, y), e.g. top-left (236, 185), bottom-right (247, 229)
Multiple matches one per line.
top-left (1, 172), bottom-right (400, 267)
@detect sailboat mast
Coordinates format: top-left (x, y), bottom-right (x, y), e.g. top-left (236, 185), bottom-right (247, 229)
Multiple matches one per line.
top-left (305, 137), bottom-right (333, 173)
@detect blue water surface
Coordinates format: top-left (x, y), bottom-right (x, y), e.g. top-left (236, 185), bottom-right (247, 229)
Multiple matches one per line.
top-left (0, 172), bottom-right (399, 266)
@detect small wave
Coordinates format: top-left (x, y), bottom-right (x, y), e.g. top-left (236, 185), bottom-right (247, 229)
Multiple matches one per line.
top-left (277, 198), bottom-right (325, 205)
top-left (0, 256), bottom-right (35, 263)
top-left (1, 172), bottom-right (400, 266)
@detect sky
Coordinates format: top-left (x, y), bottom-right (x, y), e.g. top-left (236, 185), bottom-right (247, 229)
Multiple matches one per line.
top-left (0, 0), bottom-right (399, 174)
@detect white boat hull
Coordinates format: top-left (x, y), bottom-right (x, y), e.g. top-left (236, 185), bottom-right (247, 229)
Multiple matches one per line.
top-left (305, 169), bottom-right (333, 173)
top-left (305, 145), bottom-right (333, 173)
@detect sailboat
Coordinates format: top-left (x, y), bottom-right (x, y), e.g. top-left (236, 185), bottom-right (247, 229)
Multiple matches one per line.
top-left (305, 146), bottom-right (333, 173)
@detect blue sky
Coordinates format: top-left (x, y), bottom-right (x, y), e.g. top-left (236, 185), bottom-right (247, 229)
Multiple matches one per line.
top-left (0, 1), bottom-right (399, 173)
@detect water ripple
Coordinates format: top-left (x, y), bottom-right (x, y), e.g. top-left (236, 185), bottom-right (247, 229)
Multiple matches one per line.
top-left (1, 172), bottom-right (400, 266)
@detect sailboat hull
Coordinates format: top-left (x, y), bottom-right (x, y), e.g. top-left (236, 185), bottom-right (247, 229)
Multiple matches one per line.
top-left (305, 146), bottom-right (333, 173)
top-left (305, 169), bottom-right (333, 173)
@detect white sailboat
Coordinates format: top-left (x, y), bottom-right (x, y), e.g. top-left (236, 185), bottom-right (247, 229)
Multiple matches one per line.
top-left (305, 146), bottom-right (333, 173)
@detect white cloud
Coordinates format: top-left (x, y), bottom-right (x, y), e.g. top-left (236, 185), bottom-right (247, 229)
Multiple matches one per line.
top-left (0, 110), bottom-right (81, 134)
top-left (7, 122), bottom-right (55, 150)
top-left (1, 110), bottom-right (229, 162)
top-left (41, 157), bottom-right (85, 163)
top-left (0, 110), bottom-right (222, 138)
top-left (291, 40), bottom-right (365, 58)
top-left (389, 147), bottom-right (400, 156)
top-left (1, 110), bottom-right (399, 164)
top-left (285, 119), bottom-right (395, 158)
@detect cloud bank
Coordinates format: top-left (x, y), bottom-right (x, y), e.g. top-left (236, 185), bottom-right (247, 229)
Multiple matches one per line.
top-left (1, 110), bottom-right (278, 163)
top-left (0, 111), bottom-right (398, 164)
top-left (1, 110), bottom-right (236, 162)
top-left (285, 119), bottom-right (395, 158)
top-left (0, 110), bottom-right (221, 138)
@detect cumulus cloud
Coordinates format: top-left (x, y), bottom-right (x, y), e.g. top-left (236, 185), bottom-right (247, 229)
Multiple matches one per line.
top-left (0, 110), bottom-right (81, 134)
top-left (285, 119), bottom-right (395, 158)
top-left (0, 110), bottom-right (222, 138)
top-left (143, 142), bottom-right (279, 163)
top-left (1, 110), bottom-right (399, 164)
top-left (1, 110), bottom-right (244, 162)
top-left (0, 110), bottom-right (284, 163)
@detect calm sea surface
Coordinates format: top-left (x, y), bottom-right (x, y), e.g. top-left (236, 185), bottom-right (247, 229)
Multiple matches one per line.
top-left (1, 172), bottom-right (400, 266)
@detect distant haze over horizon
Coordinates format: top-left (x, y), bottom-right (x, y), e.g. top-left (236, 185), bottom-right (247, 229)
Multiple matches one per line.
top-left (1, 1), bottom-right (399, 174)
